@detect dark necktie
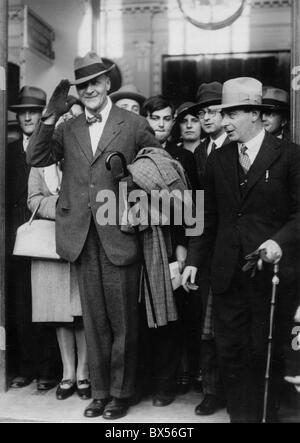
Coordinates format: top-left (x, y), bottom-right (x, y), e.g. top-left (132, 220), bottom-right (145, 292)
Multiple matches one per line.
top-left (211, 142), bottom-right (217, 153)
top-left (86, 113), bottom-right (102, 125)
top-left (207, 141), bottom-right (216, 157)
top-left (239, 144), bottom-right (251, 173)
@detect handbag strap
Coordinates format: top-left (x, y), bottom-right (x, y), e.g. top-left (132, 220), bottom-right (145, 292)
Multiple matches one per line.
top-left (28, 201), bottom-right (41, 225)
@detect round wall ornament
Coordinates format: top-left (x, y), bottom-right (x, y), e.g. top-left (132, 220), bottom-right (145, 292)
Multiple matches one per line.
top-left (177, 0), bottom-right (247, 31)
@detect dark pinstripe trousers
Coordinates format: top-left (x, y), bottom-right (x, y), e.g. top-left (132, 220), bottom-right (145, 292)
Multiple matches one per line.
top-left (76, 220), bottom-right (140, 400)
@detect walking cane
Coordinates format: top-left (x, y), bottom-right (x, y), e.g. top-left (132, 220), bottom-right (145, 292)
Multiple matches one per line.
top-left (105, 151), bottom-right (158, 328)
top-left (262, 262), bottom-right (280, 423)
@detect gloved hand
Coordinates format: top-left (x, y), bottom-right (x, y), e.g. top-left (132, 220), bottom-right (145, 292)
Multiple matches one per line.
top-left (42, 80), bottom-right (71, 120)
top-left (243, 249), bottom-right (263, 277)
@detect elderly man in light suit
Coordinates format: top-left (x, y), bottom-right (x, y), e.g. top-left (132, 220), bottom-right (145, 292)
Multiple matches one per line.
top-left (27, 52), bottom-right (161, 419)
top-left (182, 78), bottom-right (300, 423)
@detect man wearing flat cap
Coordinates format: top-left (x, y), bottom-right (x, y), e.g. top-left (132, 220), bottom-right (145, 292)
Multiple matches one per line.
top-left (7, 86), bottom-right (59, 392)
top-left (27, 52), bottom-right (160, 419)
top-left (182, 77), bottom-right (300, 422)
top-left (262, 87), bottom-right (290, 140)
top-left (110, 84), bottom-right (146, 115)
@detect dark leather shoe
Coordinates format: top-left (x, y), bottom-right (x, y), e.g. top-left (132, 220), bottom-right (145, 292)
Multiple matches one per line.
top-left (103, 398), bottom-right (129, 420)
top-left (37, 379), bottom-right (57, 391)
top-left (153, 392), bottom-right (175, 407)
top-left (195, 394), bottom-right (225, 416)
top-left (56, 380), bottom-right (76, 400)
top-left (77, 380), bottom-right (91, 400)
top-left (10, 376), bottom-right (33, 389)
top-left (84, 399), bottom-right (108, 418)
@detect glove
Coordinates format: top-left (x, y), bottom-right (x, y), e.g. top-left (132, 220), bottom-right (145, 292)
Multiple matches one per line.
top-left (42, 80), bottom-right (71, 120)
top-left (243, 249), bottom-right (263, 277)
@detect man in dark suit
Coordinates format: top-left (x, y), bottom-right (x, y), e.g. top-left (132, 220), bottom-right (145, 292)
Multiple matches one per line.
top-left (182, 77), bottom-right (300, 423)
top-left (7, 87), bottom-right (59, 391)
top-left (27, 52), bottom-right (161, 419)
top-left (194, 82), bottom-right (230, 189)
top-left (190, 83), bottom-right (230, 416)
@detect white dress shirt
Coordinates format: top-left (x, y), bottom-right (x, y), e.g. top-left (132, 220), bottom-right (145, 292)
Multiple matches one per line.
top-left (23, 135), bottom-right (30, 152)
top-left (85, 97), bottom-right (113, 155)
top-left (238, 129), bottom-right (266, 165)
top-left (207, 132), bottom-right (228, 156)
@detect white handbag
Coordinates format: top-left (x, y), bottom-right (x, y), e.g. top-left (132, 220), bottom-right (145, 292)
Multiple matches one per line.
top-left (13, 203), bottom-right (61, 260)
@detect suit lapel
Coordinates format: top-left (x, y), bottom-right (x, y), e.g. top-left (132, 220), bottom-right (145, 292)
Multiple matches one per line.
top-left (242, 132), bottom-right (281, 201)
top-left (92, 105), bottom-right (123, 164)
top-left (218, 142), bottom-right (241, 203)
top-left (71, 114), bottom-right (94, 163)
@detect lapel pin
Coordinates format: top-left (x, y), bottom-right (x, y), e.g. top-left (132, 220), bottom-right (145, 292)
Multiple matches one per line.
top-left (265, 170), bottom-right (269, 183)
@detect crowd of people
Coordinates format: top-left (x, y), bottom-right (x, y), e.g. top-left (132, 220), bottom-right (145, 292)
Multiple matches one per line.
top-left (6, 51), bottom-right (300, 423)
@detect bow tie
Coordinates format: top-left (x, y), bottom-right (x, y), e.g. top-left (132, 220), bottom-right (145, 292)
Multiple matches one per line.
top-left (86, 113), bottom-right (102, 125)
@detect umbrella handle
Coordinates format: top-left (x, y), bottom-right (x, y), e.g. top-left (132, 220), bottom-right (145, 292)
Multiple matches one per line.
top-left (105, 151), bottom-right (129, 177)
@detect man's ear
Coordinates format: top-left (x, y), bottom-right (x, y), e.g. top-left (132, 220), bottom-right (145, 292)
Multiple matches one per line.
top-left (251, 110), bottom-right (261, 123)
top-left (281, 117), bottom-right (288, 129)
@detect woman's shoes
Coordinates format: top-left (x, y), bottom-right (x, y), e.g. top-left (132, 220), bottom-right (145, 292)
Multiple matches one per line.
top-left (56, 380), bottom-right (76, 400)
top-left (77, 379), bottom-right (91, 400)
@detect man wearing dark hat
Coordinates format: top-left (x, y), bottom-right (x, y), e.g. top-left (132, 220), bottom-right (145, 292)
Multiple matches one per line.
top-left (194, 82), bottom-right (230, 189)
top-left (182, 84), bottom-right (229, 416)
top-left (262, 87), bottom-right (290, 140)
top-left (110, 84), bottom-right (145, 115)
top-left (7, 86), bottom-right (59, 391)
top-left (27, 52), bottom-right (160, 419)
top-left (182, 77), bottom-right (300, 422)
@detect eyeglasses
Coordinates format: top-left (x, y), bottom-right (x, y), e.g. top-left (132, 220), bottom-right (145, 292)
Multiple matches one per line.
top-left (198, 109), bottom-right (219, 120)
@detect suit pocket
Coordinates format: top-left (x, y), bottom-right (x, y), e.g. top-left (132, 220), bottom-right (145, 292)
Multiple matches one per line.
top-left (57, 198), bottom-right (70, 211)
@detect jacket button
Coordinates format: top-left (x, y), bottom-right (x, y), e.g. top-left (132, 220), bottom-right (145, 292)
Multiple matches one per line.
top-left (237, 212), bottom-right (243, 217)
top-left (88, 203), bottom-right (92, 208)
top-left (90, 184), bottom-right (95, 189)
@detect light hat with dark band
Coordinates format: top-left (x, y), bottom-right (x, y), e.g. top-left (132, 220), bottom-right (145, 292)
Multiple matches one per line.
top-left (72, 52), bottom-right (115, 86)
top-left (9, 86), bottom-right (47, 112)
top-left (212, 77), bottom-right (265, 111)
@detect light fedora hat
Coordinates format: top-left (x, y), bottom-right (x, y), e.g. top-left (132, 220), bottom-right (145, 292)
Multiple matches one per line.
top-left (72, 52), bottom-right (115, 86)
top-left (262, 86), bottom-right (289, 111)
top-left (216, 77), bottom-right (264, 110)
top-left (9, 86), bottom-right (47, 112)
top-left (110, 84), bottom-right (146, 106)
